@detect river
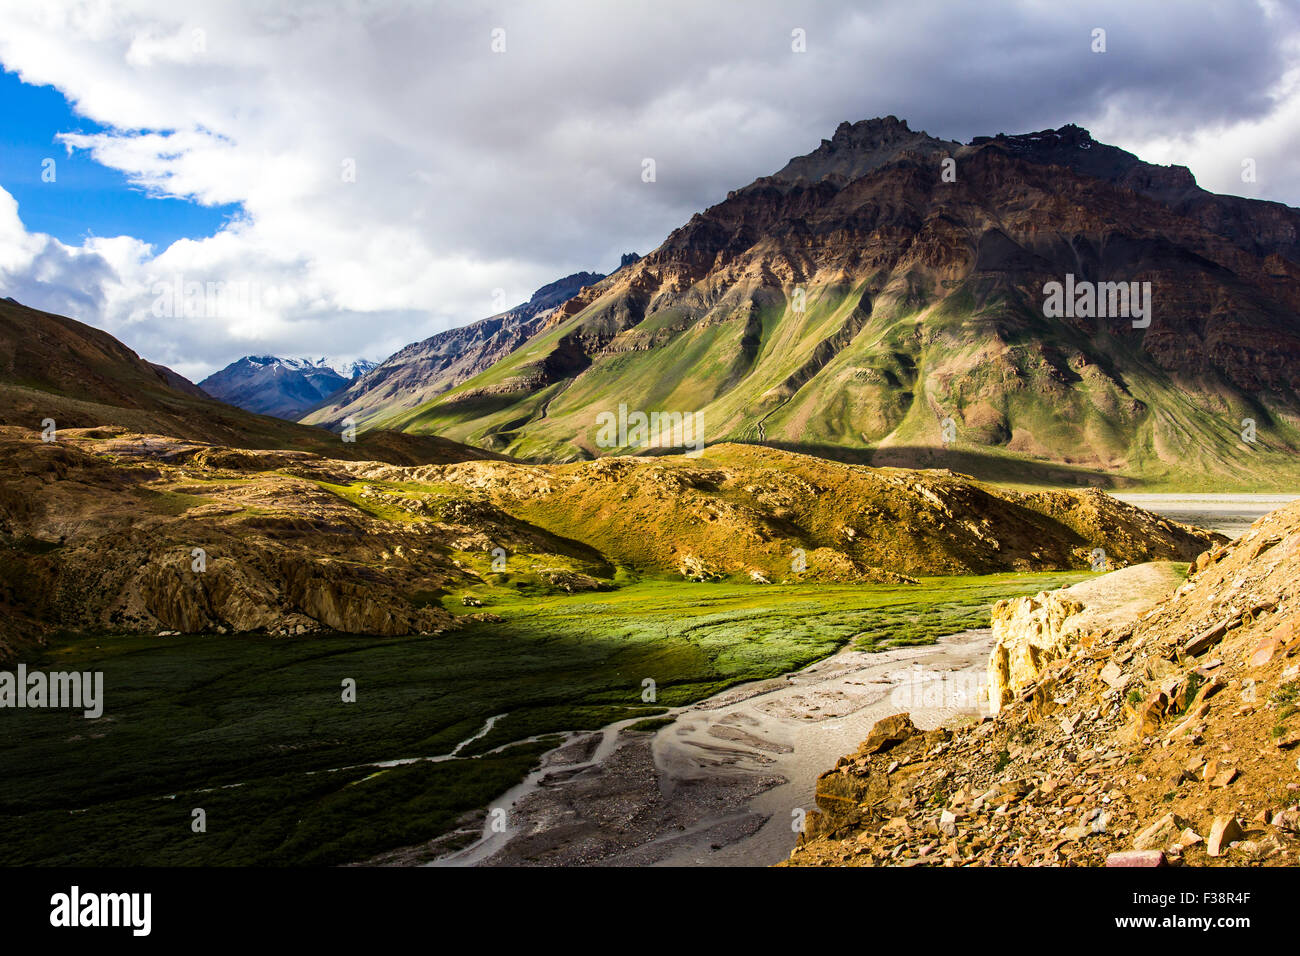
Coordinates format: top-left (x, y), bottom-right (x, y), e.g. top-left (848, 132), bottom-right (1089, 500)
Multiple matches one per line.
top-left (1111, 493), bottom-right (1299, 539)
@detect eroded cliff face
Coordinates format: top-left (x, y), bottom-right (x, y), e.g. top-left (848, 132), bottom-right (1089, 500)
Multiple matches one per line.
top-left (0, 427), bottom-right (608, 659)
top-left (787, 505), bottom-right (1300, 868)
top-left (988, 591), bottom-right (1085, 714)
top-left (987, 563), bottom-right (1186, 713)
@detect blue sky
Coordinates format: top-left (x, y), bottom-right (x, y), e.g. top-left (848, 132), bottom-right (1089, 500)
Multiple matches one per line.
top-left (0, 70), bottom-right (237, 250)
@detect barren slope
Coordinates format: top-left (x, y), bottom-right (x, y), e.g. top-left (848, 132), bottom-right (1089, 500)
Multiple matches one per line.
top-left (787, 502), bottom-right (1300, 867)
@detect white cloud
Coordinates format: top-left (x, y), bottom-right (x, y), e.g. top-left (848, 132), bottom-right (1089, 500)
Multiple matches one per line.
top-left (0, 0), bottom-right (1295, 381)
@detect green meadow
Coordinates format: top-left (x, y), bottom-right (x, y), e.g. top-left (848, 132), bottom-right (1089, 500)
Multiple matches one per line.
top-left (0, 572), bottom-right (1087, 865)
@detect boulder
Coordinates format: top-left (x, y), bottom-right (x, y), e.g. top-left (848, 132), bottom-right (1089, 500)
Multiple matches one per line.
top-left (860, 713), bottom-right (919, 754)
top-left (1106, 850), bottom-right (1166, 867)
top-left (1207, 816), bottom-right (1245, 857)
top-left (1134, 812), bottom-right (1187, 851)
top-left (1184, 620), bottom-right (1228, 657)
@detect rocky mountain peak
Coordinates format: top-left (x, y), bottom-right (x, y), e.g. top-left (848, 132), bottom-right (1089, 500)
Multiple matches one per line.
top-left (770, 115), bottom-right (958, 188)
top-left (973, 122), bottom-right (1097, 150)
top-left (527, 271), bottom-right (605, 310)
top-left (829, 114), bottom-right (914, 145)
top-left (971, 123), bottom-right (1200, 194)
top-left (200, 354), bottom-right (378, 419)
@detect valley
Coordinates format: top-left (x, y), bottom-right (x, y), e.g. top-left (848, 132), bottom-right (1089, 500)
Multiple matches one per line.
top-left (1, 109), bottom-right (1297, 873)
top-left (0, 572), bottom-right (1086, 866)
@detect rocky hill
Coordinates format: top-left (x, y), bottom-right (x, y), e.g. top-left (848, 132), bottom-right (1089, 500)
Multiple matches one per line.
top-left (381, 117), bottom-right (1300, 488)
top-left (199, 355), bottom-right (377, 419)
top-left (0, 431), bottom-right (1219, 665)
top-left (0, 296), bottom-right (502, 466)
top-left (301, 270), bottom-right (609, 430)
top-left (786, 502), bottom-right (1300, 867)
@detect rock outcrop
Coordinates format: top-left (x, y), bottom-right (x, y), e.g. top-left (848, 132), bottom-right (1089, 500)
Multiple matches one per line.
top-left (988, 590), bottom-right (1085, 714)
top-left (987, 562), bottom-right (1184, 713)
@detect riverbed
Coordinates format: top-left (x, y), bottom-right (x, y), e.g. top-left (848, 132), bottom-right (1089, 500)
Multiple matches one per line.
top-left (431, 627), bottom-right (995, 867)
top-left (1112, 492), bottom-right (1299, 539)
top-left (422, 493), bottom-right (1297, 867)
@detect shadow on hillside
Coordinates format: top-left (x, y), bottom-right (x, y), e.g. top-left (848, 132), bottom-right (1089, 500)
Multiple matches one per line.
top-left (724, 440), bottom-right (1133, 489)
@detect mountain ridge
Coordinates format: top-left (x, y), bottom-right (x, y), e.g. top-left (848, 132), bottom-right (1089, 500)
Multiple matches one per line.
top-left (0, 296), bottom-right (510, 467)
top-left (373, 117), bottom-right (1300, 488)
top-left (200, 354), bottom-right (378, 419)
top-left (301, 269), bottom-right (614, 430)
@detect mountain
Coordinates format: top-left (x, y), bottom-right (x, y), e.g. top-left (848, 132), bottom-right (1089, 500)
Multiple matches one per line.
top-left (200, 355), bottom-right (378, 420)
top-left (0, 296), bottom-right (508, 466)
top-left (376, 117), bottom-right (1300, 489)
top-left (301, 270), bottom-right (609, 430)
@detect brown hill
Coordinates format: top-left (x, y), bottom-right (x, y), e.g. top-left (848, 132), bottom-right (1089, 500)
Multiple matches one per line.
top-left (0, 296), bottom-right (508, 466)
top-left (0, 432), bottom-right (1220, 664)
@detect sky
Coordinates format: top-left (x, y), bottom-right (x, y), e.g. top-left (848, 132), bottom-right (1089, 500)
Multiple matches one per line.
top-left (0, 0), bottom-right (1298, 382)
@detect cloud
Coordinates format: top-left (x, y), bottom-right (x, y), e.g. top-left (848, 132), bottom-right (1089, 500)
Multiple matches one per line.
top-left (0, 0), bottom-right (1296, 380)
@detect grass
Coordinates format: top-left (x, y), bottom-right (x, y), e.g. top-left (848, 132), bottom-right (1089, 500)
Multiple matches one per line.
top-left (354, 270), bottom-right (1300, 490)
top-left (0, 571), bottom-right (1087, 865)
top-left (133, 488), bottom-right (213, 515)
top-left (1271, 680), bottom-right (1300, 709)
top-left (842, 574), bottom-right (1082, 650)
top-left (627, 716), bottom-right (677, 733)
top-left (1271, 680), bottom-right (1299, 737)
top-left (311, 479), bottom-right (430, 523)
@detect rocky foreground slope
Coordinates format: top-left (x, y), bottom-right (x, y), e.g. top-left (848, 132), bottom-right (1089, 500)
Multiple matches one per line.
top-left (0, 429), bottom-right (1218, 664)
top-left (787, 503), bottom-right (1300, 867)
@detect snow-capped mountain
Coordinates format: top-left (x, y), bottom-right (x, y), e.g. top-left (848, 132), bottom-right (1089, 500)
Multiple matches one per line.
top-left (200, 355), bottom-right (378, 420)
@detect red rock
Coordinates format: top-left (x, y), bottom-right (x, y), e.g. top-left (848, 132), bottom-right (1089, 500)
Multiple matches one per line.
top-left (1250, 636), bottom-right (1281, 667)
top-left (1210, 767), bottom-right (1239, 788)
top-left (1207, 816), bottom-right (1245, 857)
top-left (1132, 690), bottom-right (1168, 734)
top-left (1106, 850), bottom-right (1166, 867)
top-left (1184, 621), bottom-right (1228, 657)
top-left (860, 713), bottom-right (919, 754)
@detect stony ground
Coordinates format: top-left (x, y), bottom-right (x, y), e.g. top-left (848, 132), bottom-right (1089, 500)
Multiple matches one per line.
top-left (785, 503), bottom-right (1300, 867)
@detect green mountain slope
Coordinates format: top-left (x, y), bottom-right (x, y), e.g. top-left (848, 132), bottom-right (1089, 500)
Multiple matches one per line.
top-left (379, 119), bottom-right (1300, 490)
